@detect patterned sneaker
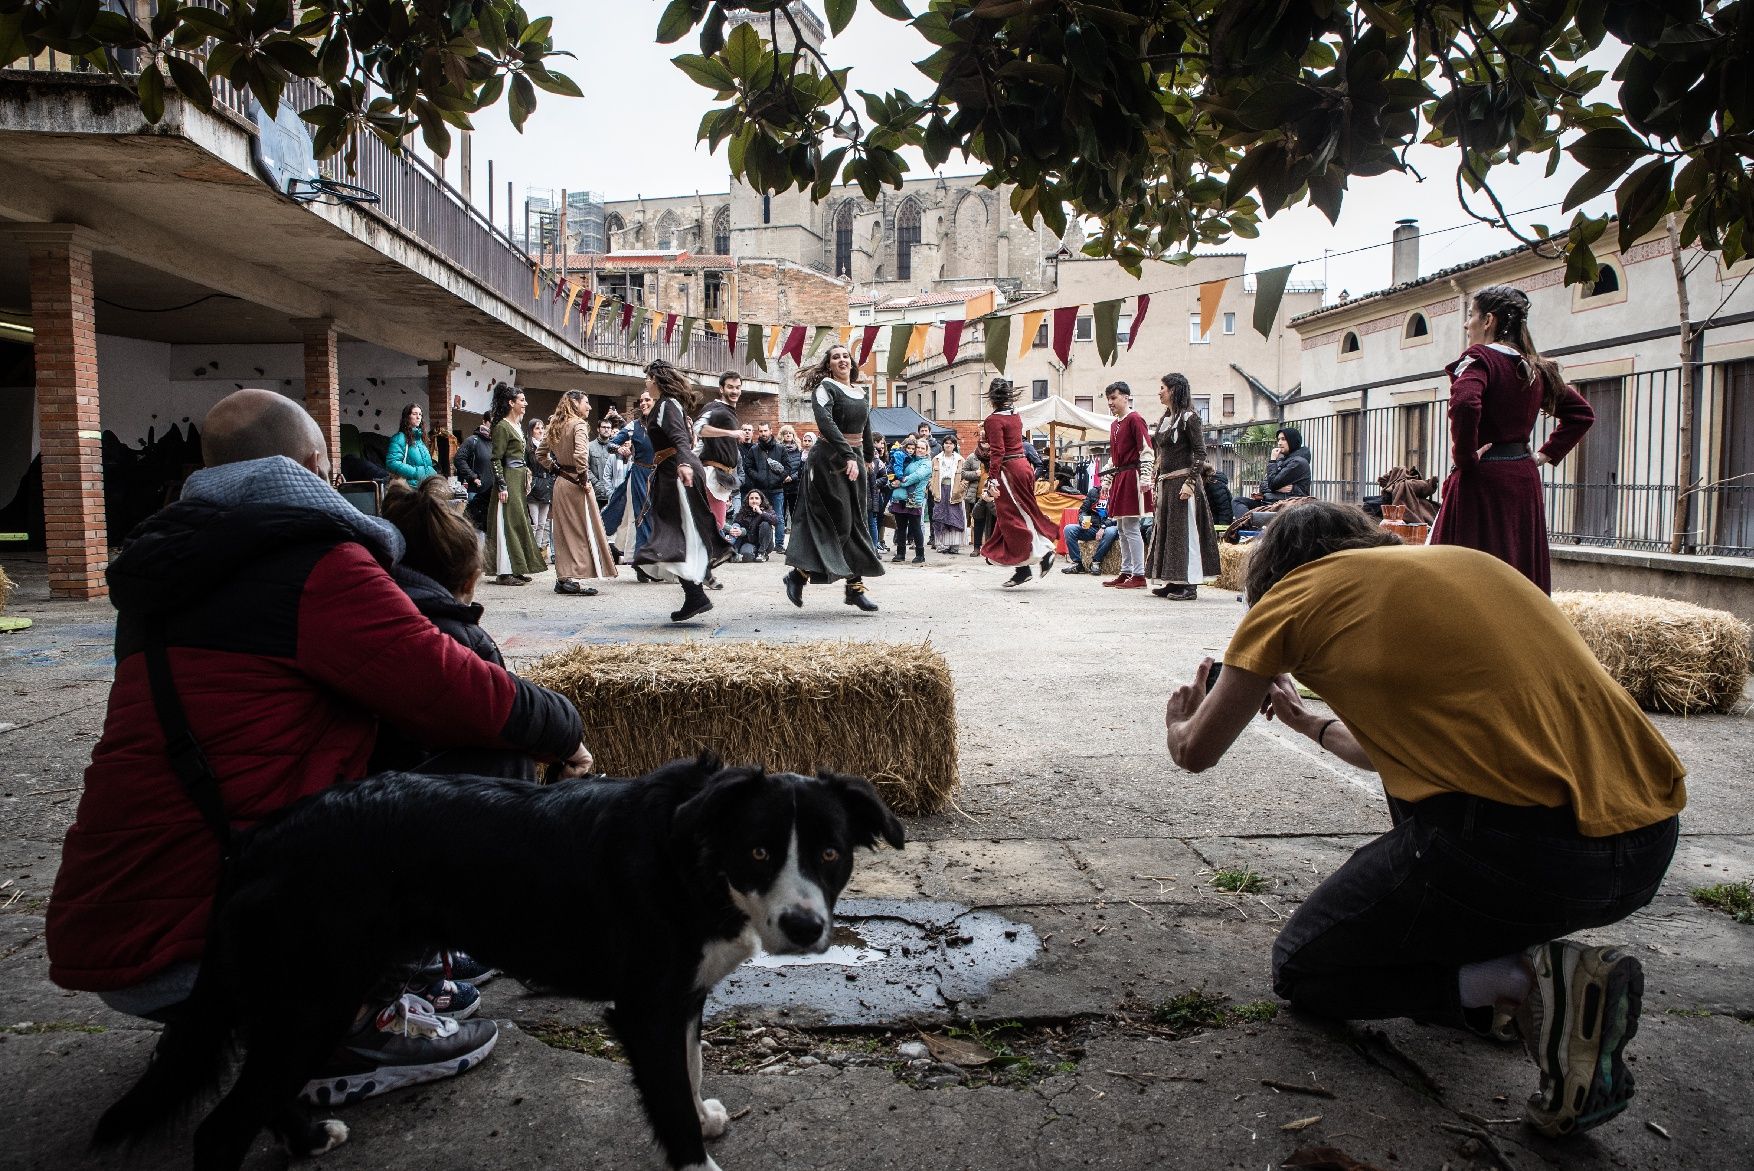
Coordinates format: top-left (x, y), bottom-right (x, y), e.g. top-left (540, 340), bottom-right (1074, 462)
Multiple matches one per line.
top-left (1516, 940), bottom-right (1644, 1137)
top-left (410, 977), bottom-right (480, 1020)
top-left (300, 994), bottom-right (497, 1108)
top-left (413, 950), bottom-right (498, 988)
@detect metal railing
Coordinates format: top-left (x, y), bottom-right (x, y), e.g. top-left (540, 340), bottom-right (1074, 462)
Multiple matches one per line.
top-left (1278, 363), bottom-right (1754, 557)
top-left (7, 19), bottom-right (769, 385)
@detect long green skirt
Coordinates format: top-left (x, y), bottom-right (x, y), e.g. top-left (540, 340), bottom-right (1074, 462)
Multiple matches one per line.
top-left (485, 465), bottom-right (545, 577)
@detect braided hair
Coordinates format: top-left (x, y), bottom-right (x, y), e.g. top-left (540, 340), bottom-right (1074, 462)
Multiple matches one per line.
top-left (987, 377), bottom-right (1017, 410)
top-left (1471, 285), bottom-right (1565, 414)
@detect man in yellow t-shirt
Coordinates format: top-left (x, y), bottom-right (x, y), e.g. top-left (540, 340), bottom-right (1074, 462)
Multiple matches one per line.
top-left (1163, 502), bottom-right (1683, 1141)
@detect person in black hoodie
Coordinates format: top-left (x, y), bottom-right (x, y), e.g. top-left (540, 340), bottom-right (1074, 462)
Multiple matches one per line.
top-left (1203, 461), bottom-right (1236, 527)
top-left (453, 420), bottom-right (495, 529)
top-left (1247, 427), bottom-right (1313, 507)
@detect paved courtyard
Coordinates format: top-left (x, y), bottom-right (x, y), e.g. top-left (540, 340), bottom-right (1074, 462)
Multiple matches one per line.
top-left (2, 549), bottom-right (1750, 1170)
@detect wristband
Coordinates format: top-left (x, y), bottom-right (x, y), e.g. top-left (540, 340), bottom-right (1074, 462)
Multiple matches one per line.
top-left (1317, 718), bottom-right (1339, 751)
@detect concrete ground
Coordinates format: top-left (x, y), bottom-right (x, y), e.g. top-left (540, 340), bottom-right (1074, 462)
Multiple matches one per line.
top-left (2, 547), bottom-right (1750, 1171)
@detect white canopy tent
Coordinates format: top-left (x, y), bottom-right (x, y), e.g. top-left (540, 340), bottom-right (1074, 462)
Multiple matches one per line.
top-left (1014, 394), bottom-right (1115, 483)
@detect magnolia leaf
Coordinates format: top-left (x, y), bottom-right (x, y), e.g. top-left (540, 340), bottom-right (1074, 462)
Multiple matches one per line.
top-left (825, 0), bottom-right (855, 37)
top-left (673, 52), bottom-right (735, 93)
top-left (508, 71), bottom-right (536, 131)
top-left (655, 0), bottom-right (698, 44)
top-left (723, 21), bottom-right (762, 81)
top-left (136, 62), bottom-right (165, 123)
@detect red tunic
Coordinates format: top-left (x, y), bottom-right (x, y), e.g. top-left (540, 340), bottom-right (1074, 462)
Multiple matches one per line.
top-left (979, 411), bottom-right (1058, 566)
top-left (1107, 409), bottom-right (1149, 517)
top-left (1429, 344), bottom-right (1594, 594)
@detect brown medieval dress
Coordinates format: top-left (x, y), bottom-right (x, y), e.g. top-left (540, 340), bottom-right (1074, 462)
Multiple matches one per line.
top-left (1145, 409), bottom-right (1220, 586)
top-left (544, 416), bottom-right (618, 581)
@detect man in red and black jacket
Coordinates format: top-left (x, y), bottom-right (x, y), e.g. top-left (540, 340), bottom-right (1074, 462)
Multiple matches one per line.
top-left (47, 389), bottom-right (589, 1094)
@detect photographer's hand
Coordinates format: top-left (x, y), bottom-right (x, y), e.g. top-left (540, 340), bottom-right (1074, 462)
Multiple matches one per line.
top-left (1165, 659), bottom-right (1271, 773)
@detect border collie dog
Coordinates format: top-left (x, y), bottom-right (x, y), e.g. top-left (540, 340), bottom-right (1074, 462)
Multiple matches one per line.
top-left (95, 756), bottom-right (905, 1171)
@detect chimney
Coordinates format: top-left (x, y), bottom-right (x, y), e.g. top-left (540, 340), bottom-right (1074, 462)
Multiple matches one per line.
top-left (1392, 218), bottom-right (1420, 285)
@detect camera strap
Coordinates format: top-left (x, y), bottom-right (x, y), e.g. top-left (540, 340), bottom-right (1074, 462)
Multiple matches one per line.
top-left (143, 632), bottom-right (237, 865)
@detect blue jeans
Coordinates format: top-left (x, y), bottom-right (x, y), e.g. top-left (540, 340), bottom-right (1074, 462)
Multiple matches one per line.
top-left (868, 513), bottom-right (883, 546)
top-left (1063, 522), bottom-right (1117, 567)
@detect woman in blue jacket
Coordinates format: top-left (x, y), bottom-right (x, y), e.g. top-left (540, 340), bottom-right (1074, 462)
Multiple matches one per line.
top-left (887, 437), bottom-right (933, 564)
top-left (386, 403), bottom-right (437, 485)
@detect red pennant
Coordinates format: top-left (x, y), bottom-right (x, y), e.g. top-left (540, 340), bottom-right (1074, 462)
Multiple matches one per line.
top-left (1127, 293), bottom-right (1150, 351)
top-left (727, 322), bottom-right (740, 353)
top-left (856, 325), bottom-right (880, 366)
top-left (664, 312), bottom-right (678, 344)
top-left (780, 325), bottom-right (807, 364)
top-left (942, 319), bottom-right (965, 365)
top-left (1051, 306), bottom-right (1079, 365)
top-left (553, 276), bottom-right (568, 303)
top-left (619, 301), bottom-right (634, 332)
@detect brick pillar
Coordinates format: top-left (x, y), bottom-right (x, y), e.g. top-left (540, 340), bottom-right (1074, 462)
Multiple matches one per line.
top-left (422, 358), bottom-right (455, 473)
top-left (25, 226), bottom-right (107, 600)
top-left (293, 317), bottom-right (340, 475)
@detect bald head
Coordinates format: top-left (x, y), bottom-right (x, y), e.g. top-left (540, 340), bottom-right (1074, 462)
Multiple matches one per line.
top-left (203, 389), bottom-right (328, 477)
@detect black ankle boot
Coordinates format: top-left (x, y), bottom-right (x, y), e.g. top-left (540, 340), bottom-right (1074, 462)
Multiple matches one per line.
top-left (632, 564), bottom-right (656, 584)
top-left (783, 568), bottom-right (806, 608)
top-left (1003, 565), bottom-right (1033, 588)
top-left (671, 581), bottom-right (713, 623)
top-left (843, 580), bottom-right (879, 612)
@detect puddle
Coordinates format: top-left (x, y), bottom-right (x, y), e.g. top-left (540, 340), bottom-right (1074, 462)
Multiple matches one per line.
top-left (709, 898), bottom-right (1040, 1027)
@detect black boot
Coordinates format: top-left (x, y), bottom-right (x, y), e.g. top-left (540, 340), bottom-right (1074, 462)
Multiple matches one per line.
top-left (1003, 566), bottom-right (1033, 588)
top-left (843, 579), bottom-right (879, 612)
top-left (1039, 550), bottom-right (1055, 574)
top-left (632, 564), bottom-right (657, 584)
top-left (783, 568), bottom-right (806, 608)
top-left (671, 580), bottom-right (714, 623)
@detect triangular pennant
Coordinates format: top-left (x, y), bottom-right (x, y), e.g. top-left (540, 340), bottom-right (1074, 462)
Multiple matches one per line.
top-left (1198, 278), bottom-right (1228, 341)
top-left (857, 324), bottom-right (880, 367)
top-left (885, 323), bottom-right (913, 379)
top-left (1051, 305), bottom-right (1079, 366)
top-left (1252, 264), bottom-right (1294, 339)
top-left (664, 312), bottom-right (678, 344)
top-left (651, 309), bottom-right (665, 343)
top-left (767, 325), bottom-right (783, 358)
top-left (905, 322), bottom-right (931, 364)
top-left (1092, 299), bottom-right (1122, 366)
top-left (584, 293), bottom-right (605, 341)
top-left (553, 274), bottom-right (569, 303)
top-left (781, 325), bottom-right (808, 364)
top-left (837, 324), bottom-right (854, 351)
top-left (631, 306), bottom-right (648, 337)
top-left (1127, 293), bottom-right (1151, 351)
top-left (706, 319), bottom-right (723, 339)
top-left (805, 325), bottom-right (832, 361)
top-left (1018, 310), bottom-right (1046, 358)
top-left (727, 321), bottom-right (740, 354)
top-left (942, 319), bottom-right (965, 365)
top-left (619, 300), bottom-right (634, 332)
top-left (746, 323), bottom-right (768, 372)
top-left (562, 280), bottom-right (583, 326)
top-left (531, 264), bottom-right (541, 301)
top-left (983, 315), bottom-right (1011, 375)
top-left (679, 316), bottom-right (696, 358)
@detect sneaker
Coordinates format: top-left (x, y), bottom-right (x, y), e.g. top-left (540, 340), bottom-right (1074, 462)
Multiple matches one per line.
top-left (414, 950), bottom-right (498, 987)
top-left (1114, 574), bottom-right (1147, 590)
top-left (300, 994), bottom-right (498, 1108)
top-left (409, 976), bottom-right (480, 1019)
top-left (1517, 941), bottom-right (1644, 1137)
top-left (1061, 563), bottom-right (1087, 574)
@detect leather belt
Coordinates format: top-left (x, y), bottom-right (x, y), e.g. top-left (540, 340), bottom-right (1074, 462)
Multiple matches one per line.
top-left (653, 446), bottom-right (677, 465)
top-left (1481, 443), bottom-right (1532, 461)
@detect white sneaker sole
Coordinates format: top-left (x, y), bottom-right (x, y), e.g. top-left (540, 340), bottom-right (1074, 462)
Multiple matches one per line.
top-left (299, 1026), bottom-right (498, 1108)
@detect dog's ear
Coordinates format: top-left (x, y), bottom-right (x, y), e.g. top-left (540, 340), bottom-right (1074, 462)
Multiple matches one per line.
top-left (672, 765), bottom-right (765, 847)
top-left (817, 771), bottom-right (905, 850)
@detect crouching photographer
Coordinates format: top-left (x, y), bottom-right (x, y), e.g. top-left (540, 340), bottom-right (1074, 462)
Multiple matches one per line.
top-left (1161, 501), bottom-right (1684, 1141)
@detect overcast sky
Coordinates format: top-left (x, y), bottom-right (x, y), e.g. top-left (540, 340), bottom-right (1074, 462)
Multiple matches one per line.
top-left (466, 2), bottom-right (1619, 305)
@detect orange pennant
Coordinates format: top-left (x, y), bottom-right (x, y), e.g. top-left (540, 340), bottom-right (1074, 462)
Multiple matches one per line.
top-left (1017, 310), bottom-right (1047, 358)
top-left (1198, 278), bottom-right (1228, 341)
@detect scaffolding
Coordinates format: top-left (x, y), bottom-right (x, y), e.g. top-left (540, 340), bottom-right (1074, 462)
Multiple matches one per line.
top-left (523, 189), bottom-right (606, 256)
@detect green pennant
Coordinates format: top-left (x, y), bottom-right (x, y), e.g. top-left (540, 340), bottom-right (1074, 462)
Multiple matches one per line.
top-left (630, 305), bottom-right (648, 336)
top-left (983, 315), bottom-right (1010, 375)
top-left (1252, 264), bottom-right (1295, 339)
top-left (1093, 298), bottom-right (1122, 366)
top-left (805, 325), bottom-right (832, 361)
top-left (746, 323), bottom-right (768, 371)
top-left (884, 323), bottom-right (912, 379)
top-left (679, 316), bottom-right (696, 357)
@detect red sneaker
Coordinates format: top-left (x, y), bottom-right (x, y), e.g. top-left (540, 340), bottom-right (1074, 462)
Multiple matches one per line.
top-left (1101, 574), bottom-right (1129, 587)
top-left (1114, 574), bottom-right (1147, 589)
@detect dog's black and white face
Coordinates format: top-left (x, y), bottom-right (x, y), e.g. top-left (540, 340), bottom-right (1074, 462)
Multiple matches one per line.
top-left (674, 767), bottom-right (905, 957)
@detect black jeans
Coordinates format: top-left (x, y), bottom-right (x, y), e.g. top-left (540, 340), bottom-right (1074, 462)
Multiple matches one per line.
top-left (1272, 794), bottom-right (1678, 1029)
top-left (737, 520), bottom-right (774, 559)
top-left (892, 511), bottom-right (924, 559)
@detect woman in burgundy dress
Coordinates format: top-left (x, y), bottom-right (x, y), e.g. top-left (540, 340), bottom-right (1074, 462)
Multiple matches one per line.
top-left (1430, 284), bottom-right (1594, 593)
top-left (979, 378), bottom-right (1058, 587)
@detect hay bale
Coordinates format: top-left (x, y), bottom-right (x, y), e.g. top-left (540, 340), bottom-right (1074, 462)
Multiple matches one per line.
top-left (0, 566), bottom-right (12, 614)
top-left (1555, 591), bottom-right (1752, 715)
top-left (524, 640), bottom-right (959, 816)
top-left (1077, 539), bottom-right (1122, 577)
top-left (1213, 542), bottom-right (1251, 593)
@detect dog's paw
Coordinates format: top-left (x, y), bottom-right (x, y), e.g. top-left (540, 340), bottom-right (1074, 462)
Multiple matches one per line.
top-left (313, 1120), bottom-right (349, 1155)
top-left (697, 1097), bottom-right (730, 1139)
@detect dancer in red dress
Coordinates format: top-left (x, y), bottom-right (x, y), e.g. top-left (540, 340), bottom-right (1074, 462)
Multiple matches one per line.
top-left (979, 378), bottom-right (1058, 587)
top-left (1100, 380), bottom-right (1149, 589)
top-left (1430, 285), bottom-right (1594, 594)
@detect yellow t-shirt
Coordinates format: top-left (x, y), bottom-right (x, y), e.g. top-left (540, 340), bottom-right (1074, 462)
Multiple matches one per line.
top-left (1224, 545), bottom-right (1686, 837)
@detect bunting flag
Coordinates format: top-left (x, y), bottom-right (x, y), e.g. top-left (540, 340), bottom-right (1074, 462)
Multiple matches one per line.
top-left (584, 293), bottom-right (605, 340)
top-left (726, 322), bottom-right (739, 354)
top-left (806, 325), bottom-right (833, 361)
top-left (1051, 305), bottom-right (1079, 366)
top-left (1252, 264), bottom-right (1295, 339)
top-left (1092, 299), bottom-right (1122, 366)
top-left (553, 275), bottom-right (569, 304)
top-left (942, 319), bottom-right (965, 365)
top-left (561, 281), bottom-right (583, 326)
top-left (905, 323), bottom-right (931, 365)
top-left (984, 315), bottom-right (1011, 374)
top-left (531, 264), bottom-right (540, 301)
top-left (1017, 309), bottom-right (1046, 358)
top-left (650, 309), bottom-right (665, 343)
top-left (634, 306), bottom-right (652, 339)
top-left (781, 325), bottom-right (808, 365)
top-left (746, 323), bottom-right (768, 372)
top-left (1198, 278), bottom-right (1228, 341)
top-left (679, 316), bottom-right (696, 357)
top-left (619, 301), bottom-right (634, 332)
top-left (706, 319), bottom-right (724, 339)
top-left (856, 324), bottom-right (880, 366)
top-left (1127, 293), bottom-right (1151, 351)
top-left (767, 325), bottom-right (783, 358)
top-left (664, 312), bottom-right (678, 344)
top-left (837, 324), bottom-right (854, 351)
top-left (885, 323), bottom-right (913, 379)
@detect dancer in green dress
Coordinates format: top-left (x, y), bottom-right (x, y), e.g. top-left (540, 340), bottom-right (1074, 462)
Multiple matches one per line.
top-left (484, 382), bottom-right (545, 585)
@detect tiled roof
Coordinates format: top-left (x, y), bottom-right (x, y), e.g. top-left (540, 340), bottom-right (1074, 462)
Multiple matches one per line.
top-left (551, 251), bottom-right (737, 271)
top-left (877, 290), bottom-right (981, 310)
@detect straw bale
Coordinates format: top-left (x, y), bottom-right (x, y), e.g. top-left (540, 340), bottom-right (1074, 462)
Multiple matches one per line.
top-left (0, 566), bottom-right (12, 614)
top-left (1213, 542), bottom-right (1251, 593)
top-left (1555, 591), bottom-right (1751, 715)
top-left (1077, 539), bottom-right (1122, 577)
top-left (524, 640), bottom-right (959, 816)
